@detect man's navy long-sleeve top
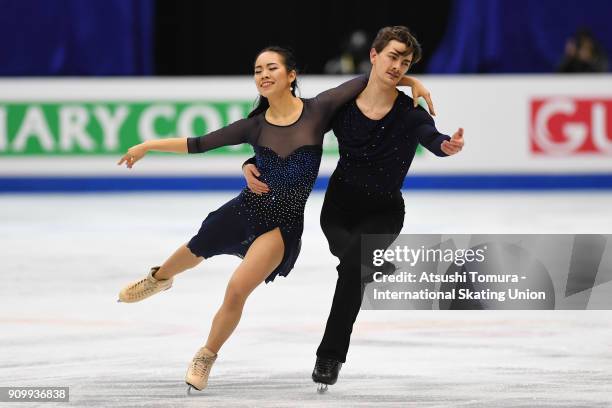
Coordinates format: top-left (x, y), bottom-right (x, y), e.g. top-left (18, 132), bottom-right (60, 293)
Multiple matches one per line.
top-left (330, 90), bottom-right (450, 197)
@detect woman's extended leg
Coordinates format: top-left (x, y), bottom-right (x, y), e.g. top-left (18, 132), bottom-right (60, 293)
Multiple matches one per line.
top-left (118, 244), bottom-right (204, 303)
top-left (154, 244), bottom-right (204, 280)
top-left (204, 227), bottom-right (284, 353)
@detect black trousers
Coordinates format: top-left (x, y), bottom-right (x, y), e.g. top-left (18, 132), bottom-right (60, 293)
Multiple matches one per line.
top-left (316, 178), bottom-right (404, 363)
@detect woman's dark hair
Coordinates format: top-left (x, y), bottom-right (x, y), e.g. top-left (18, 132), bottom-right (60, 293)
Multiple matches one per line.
top-left (248, 46), bottom-right (299, 118)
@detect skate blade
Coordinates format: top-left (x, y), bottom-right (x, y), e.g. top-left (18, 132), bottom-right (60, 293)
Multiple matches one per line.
top-left (186, 383), bottom-right (202, 395)
top-left (316, 383), bottom-right (328, 394)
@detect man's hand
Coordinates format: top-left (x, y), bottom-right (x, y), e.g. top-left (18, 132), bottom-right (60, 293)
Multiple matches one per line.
top-left (441, 128), bottom-right (464, 156)
top-left (243, 163), bottom-right (270, 194)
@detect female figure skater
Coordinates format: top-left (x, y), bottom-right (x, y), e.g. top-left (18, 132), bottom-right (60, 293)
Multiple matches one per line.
top-left (116, 46), bottom-right (431, 392)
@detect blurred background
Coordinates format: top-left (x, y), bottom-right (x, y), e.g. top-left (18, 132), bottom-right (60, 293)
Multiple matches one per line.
top-left (2, 0), bottom-right (612, 76)
top-left (0, 0), bottom-right (611, 192)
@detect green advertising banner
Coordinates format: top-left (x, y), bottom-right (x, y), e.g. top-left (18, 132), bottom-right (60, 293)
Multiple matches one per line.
top-left (0, 101), bottom-right (423, 156)
top-left (0, 101), bottom-right (247, 155)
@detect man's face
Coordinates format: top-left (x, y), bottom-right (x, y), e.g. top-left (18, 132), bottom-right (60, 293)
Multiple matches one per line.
top-left (370, 40), bottom-right (413, 86)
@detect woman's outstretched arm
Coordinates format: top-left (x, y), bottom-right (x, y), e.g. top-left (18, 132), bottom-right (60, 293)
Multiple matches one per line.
top-left (117, 138), bottom-right (187, 168)
top-left (118, 117), bottom-right (255, 169)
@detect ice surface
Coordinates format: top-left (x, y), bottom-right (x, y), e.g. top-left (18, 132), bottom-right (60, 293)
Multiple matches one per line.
top-left (1, 192), bottom-right (611, 407)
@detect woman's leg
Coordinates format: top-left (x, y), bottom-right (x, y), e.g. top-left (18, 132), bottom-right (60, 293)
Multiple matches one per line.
top-left (154, 244), bottom-right (204, 280)
top-left (204, 228), bottom-right (284, 354)
top-left (118, 243), bottom-right (205, 303)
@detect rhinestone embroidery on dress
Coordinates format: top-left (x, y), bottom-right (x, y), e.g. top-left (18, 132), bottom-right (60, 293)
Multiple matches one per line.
top-left (239, 145), bottom-right (322, 233)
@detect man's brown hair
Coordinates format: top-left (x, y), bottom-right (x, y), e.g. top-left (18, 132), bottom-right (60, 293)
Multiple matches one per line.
top-left (371, 26), bottom-right (422, 64)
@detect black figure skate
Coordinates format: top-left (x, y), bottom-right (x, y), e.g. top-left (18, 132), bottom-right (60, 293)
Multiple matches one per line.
top-left (312, 357), bottom-right (342, 393)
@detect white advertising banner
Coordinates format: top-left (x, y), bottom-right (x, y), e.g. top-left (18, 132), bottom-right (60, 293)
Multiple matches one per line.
top-left (0, 75), bottom-right (610, 177)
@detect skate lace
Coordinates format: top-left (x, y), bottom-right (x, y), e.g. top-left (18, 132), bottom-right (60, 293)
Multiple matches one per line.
top-left (192, 354), bottom-right (215, 377)
top-left (316, 358), bottom-right (339, 371)
top-left (128, 277), bottom-right (156, 299)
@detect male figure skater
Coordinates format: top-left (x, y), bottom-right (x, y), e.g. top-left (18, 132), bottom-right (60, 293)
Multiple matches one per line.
top-left (243, 27), bottom-right (464, 391)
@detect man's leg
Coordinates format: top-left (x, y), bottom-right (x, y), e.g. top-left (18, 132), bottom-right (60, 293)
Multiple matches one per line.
top-left (317, 209), bottom-right (404, 363)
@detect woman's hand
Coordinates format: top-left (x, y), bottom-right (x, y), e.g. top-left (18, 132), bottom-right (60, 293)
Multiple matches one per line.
top-left (243, 164), bottom-right (270, 195)
top-left (408, 78), bottom-right (435, 116)
top-left (399, 76), bottom-right (436, 116)
top-left (118, 143), bottom-right (148, 169)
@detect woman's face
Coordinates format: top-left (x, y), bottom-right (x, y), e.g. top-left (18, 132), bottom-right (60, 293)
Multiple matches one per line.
top-left (254, 51), bottom-right (295, 97)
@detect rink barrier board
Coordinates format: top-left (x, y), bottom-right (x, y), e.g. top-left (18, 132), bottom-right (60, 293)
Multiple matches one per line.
top-left (1, 75), bottom-right (611, 175)
top-left (1, 174), bottom-right (612, 192)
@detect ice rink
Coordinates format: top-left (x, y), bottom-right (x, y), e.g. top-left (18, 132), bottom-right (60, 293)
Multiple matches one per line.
top-left (2, 191), bottom-right (611, 407)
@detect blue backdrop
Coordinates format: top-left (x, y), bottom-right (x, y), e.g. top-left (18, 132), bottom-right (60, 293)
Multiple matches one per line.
top-left (428, 0), bottom-right (612, 73)
top-left (0, 0), bottom-right (153, 76)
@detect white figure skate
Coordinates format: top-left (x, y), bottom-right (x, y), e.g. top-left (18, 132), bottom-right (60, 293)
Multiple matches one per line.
top-left (185, 346), bottom-right (217, 394)
top-left (117, 266), bottom-right (172, 303)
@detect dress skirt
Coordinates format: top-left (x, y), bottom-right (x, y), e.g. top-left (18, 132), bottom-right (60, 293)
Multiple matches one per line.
top-left (186, 191), bottom-right (303, 283)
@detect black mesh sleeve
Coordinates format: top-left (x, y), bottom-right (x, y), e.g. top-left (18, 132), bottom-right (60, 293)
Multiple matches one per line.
top-left (314, 75), bottom-right (368, 114)
top-left (187, 118), bottom-right (254, 154)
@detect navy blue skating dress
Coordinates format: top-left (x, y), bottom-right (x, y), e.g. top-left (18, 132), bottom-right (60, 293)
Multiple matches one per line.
top-left (185, 76), bottom-right (368, 282)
